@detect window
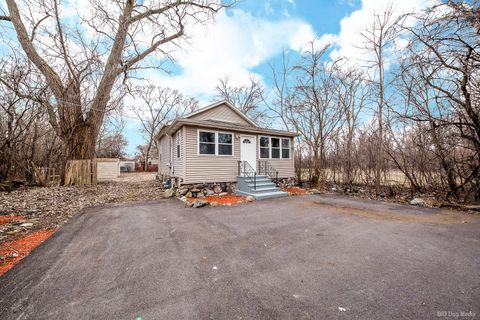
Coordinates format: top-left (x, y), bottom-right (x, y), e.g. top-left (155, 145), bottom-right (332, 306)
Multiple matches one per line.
top-left (218, 133), bottom-right (233, 155)
top-left (198, 130), bottom-right (233, 156)
top-left (260, 136), bottom-right (291, 159)
top-left (282, 138), bottom-right (290, 159)
top-left (176, 131), bottom-right (181, 158)
top-left (271, 138), bottom-right (280, 159)
top-left (199, 131), bottom-right (215, 155)
top-left (260, 137), bottom-right (269, 159)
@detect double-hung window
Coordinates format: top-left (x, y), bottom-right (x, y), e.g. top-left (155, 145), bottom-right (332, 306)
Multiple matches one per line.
top-left (198, 130), bottom-right (233, 156)
top-left (259, 136), bottom-right (291, 159)
top-left (271, 138), bottom-right (280, 159)
top-left (199, 131), bottom-right (216, 155)
top-left (281, 138), bottom-right (290, 159)
top-left (175, 131), bottom-right (181, 158)
top-left (260, 137), bottom-right (269, 159)
top-left (218, 133), bottom-right (233, 155)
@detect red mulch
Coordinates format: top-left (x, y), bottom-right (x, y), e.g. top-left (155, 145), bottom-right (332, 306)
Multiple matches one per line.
top-left (188, 194), bottom-right (246, 205)
top-left (0, 216), bottom-right (22, 226)
top-left (0, 229), bottom-right (56, 276)
top-left (283, 187), bottom-right (307, 195)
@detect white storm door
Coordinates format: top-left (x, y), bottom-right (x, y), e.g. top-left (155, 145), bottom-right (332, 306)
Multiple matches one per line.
top-left (240, 135), bottom-right (257, 175)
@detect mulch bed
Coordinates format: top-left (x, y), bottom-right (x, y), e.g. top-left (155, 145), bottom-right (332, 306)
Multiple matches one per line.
top-left (188, 194), bottom-right (247, 205)
top-left (0, 229), bottom-right (56, 276)
top-left (283, 187), bottom-right (307, 195)
top-left (0, 216), bottom-right (22, 225)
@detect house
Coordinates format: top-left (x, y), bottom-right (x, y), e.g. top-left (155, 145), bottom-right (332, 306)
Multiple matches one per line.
top-left (156, 100), bottom-right (298, 199)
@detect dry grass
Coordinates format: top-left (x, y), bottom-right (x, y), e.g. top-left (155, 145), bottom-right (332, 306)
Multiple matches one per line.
top-left (305, 200), bottom-right (480, 225)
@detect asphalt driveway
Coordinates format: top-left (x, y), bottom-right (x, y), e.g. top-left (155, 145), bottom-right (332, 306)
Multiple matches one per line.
top-left (1, 195), bottom-right (479, 319)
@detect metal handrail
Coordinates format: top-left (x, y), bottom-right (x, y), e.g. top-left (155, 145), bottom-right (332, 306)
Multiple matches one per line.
top-left (238, 161), bottom-right (257, 190)
top-left (258, 160), bottom-right (279, 181)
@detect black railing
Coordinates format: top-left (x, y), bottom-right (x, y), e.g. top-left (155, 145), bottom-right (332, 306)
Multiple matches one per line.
top-left (258, 160), bottom-right (279, 181)
top-left (238, 161), bottom-right (257, 190)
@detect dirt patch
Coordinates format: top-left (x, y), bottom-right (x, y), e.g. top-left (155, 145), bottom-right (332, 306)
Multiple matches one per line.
top-left (188, 195), bottom-right (247, 206)
top-left (0, 173), bottom-right (165, 276)
top-left (307, 200), bottom-right (480, 225)
top-left (0, 229), bottom-right (55, 276)
top-left (0, 172), bottom-right (164, 243)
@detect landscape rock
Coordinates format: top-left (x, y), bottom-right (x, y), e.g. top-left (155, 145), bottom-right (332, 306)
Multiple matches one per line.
top-left (192, 199), bottom-right (209, 208)
top-left (218, 192), bottom-right (228, 196)
top-left (309, 189), bottom-right (321, 194)
top-left (205, 189), bottom-right (215, 196)
top-left (164, 188), bottom-right (174, 198)
top-left (178, 188), bottom-right (189, 196)
top-left (20, 222), bottom-right (33, 228)
top-left (213, 185), bottom-right (222, 194)
top-left (246, 196), bottom-right (255, 202)
top-left (179, 196), bottom-right (188, 203)
top-left (410, 198), bottom-right (426, 206)
top-left (210, 201), bottom-right (219, 207)
top-left (185, 191), bottom-right (192, 198)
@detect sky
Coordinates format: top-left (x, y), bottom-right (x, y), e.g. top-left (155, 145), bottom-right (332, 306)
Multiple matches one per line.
top-left (123, 0), bottom-right (436, 156)
top-left (0, 0), bottom-right (436, 156)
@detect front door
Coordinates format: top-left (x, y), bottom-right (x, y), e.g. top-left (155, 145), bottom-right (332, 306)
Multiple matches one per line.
top-left (240, 135), bottom-right (257, 175)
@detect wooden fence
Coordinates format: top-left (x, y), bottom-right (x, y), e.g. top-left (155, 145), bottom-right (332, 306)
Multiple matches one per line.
top-left (64, 159), bottom-right (97, 186)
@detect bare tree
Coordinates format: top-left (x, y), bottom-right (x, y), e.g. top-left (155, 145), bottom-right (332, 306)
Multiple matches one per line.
top-left (288, 43), bottom-right (343, 185)
top-left (1, 0), bottom-right (230, 179)
top-left (359, 4), bottom-right (398, 194)
top-left (215, 75), bottom-right (267, 125)
top-left (333, 62), bottom-right (368, 187)
top-left (131, 85), bottom-right (198, 170)
top-left (396, 1), bottom-right (480, 201)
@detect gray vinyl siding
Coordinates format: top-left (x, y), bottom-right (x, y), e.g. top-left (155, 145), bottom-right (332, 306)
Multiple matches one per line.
top-left (187, 103), bottom-right (252, 126)
top-left (183, 125), bottom-right (295, 184)
top-left (158, 135), bottom-right (172, 176)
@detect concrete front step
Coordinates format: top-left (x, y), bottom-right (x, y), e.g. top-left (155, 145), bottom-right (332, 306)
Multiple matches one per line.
top-left (248, 186), bottom-right (280, 192)
top-left (236, 189), bottom-right (288, 200)
top-left (236, 174), bottom-right (286, 200)
top-left (238, 178), bottom-right (272, 183)
top-left (247, 182), bottom-right (276, 188)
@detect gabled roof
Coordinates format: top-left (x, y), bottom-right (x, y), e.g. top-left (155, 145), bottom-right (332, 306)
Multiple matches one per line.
top-left (158, 118), bottom-right (298, 139)
top-left (156, 100), bottom-right (298, 140)
top-left (182, 100), bottom-right (258, 127)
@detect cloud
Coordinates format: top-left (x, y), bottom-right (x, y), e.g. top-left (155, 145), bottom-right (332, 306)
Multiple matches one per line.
top-left (329, 0), bottom-right (435, 68)
top-left (289, 24), bottom-right (338, 53)
top-left (148, 9), bottom-right (314, 103)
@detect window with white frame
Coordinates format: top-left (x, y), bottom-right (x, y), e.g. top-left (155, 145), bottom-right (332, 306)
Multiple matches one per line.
top-left (260, 137), bottom-right (269, 159)
top-left (218, 132), bottom-right (233, 155)
top-left (176, 131), bottom-right (181, 158)
top-left (282, 138), bottom-right (290, 159)
top-left (198, 130), bottom-right (233, 156)
top-left (271, 138), bottom-right (280, 158)
top-left (259, 136), bottom-right (290, 159)
top-left (199, 131), bottom-right (215, 155)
